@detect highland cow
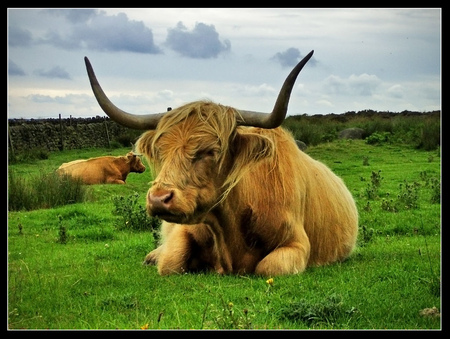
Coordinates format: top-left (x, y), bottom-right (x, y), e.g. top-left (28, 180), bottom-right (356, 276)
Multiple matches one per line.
top-left (57, 151), bottom-right (145, 185)
top-left (84, 50), bottom-right (358, 276)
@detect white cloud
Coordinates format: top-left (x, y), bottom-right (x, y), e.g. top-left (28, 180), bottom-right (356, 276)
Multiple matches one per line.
top-left (323, 73), bottom-right (382, 96)
top-left (165, 21), bottom-right (231, 58)
top-left (232, 83), bottom-right (277, 97)
top-left (34, 66), bottom-right (71, 79)
top-left (387, 84), bottom-right (404, 98)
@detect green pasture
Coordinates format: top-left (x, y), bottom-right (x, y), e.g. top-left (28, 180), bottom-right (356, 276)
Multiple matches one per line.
top-left (8, 139), bottom-right (441, 329)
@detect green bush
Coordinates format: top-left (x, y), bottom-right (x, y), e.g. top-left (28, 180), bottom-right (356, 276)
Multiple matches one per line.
top-left (365, 132), bottom-right (391, 145)
top-left (112, 192), bottom-right (161, 245)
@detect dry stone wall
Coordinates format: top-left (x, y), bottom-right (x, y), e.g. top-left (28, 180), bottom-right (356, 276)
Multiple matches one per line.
top-left (8, 116), bottom-right (133, 153)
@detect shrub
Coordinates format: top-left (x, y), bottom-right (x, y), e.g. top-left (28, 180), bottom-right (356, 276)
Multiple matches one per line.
top-left (365, 132), bottom-right (391, 145)
top-left (111, 192), bottom-right (161, 245)
top-left (8, 170), bottom-right (87, 211)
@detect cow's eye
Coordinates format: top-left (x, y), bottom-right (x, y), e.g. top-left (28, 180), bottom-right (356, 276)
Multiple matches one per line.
top-left (204, 150), bottom-right (216, 157)
top-left (194, 149), bottom-right (215, 162)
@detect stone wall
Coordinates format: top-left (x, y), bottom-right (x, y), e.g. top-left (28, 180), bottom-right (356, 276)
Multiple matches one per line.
top-left (8, 116), bottom-right (135, 153)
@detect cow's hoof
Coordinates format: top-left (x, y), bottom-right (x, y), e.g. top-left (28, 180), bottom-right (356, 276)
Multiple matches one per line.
top-left (143, 251), bottom-right (158, 266)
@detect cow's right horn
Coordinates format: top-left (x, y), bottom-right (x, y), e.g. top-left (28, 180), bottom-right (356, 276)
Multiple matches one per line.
top-left (84, 57), bottom-right (165, 130)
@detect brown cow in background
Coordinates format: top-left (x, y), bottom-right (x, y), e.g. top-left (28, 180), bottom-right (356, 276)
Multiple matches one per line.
top-left (57, 151), bottom-right (145, 184)
top-left (84, 51), bottom-right (359, 276)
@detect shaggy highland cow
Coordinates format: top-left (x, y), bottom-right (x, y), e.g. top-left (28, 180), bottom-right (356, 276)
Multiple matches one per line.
top-left (84, 51), bottom-right (358, 276)
top-left (57, 151), bottom-right (145, 185)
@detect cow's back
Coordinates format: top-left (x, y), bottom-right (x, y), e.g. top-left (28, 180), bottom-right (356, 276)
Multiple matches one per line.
top-left (58, 159), bottom-right (87, 170)
top-left (57, 157), bottom-right (116, 184)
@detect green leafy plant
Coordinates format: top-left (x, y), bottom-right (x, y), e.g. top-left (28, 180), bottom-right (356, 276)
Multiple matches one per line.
top-left (397, 180), bottom-right (420, 210)
top-left (112, 192), bottom-right (161, 246)
top-left (205, 299), bottom-right (253, 329)
top-left (365, 132), bottom-right (391, 145)
top-left (363, 170), bottom-right (383, 200)
top-left (420, 171), bottom-right (441, 204)
top-left (358, 224), bottom-right (376, 246)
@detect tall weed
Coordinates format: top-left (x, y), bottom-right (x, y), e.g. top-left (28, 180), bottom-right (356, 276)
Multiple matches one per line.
top-left (8, 170), bottom-right (87, 211)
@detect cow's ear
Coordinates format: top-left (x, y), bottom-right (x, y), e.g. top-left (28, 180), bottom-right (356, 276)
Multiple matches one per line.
top-left (136, 130), bottom-right (156, 159)
top-left (227, 130), bottom-right (274, 181)
top-left (231, 130), bottom-right (274, 163)
top-left (126, 152), bottom-right (135, 162)
top-left (222, 130), bottom-right (274, 193)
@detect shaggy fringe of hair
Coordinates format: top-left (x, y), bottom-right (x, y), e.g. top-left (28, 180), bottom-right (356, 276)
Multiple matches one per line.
top-left (136, 100), bottom-right (276, 208)
top-left (151, 101), bottom-right (237, 171)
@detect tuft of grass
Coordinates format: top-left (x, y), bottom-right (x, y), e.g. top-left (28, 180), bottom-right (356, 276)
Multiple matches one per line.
top-left (278, 294), bottom-right (358, 327)
top-left (8, 147), bottom-right (49, 164)
top-left (8, 170), bottom-right (88, 211)
top-left (57, 215), bottom-right (68, 244)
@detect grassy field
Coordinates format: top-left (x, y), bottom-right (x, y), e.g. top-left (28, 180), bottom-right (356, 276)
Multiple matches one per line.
top-left (8, 139), bottom-right (441, 330)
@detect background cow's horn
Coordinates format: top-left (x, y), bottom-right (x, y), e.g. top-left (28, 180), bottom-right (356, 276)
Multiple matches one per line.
top-left (237, 50), bottom-right (314, 129)
top-left (84, 57), bottom-right (165, 130)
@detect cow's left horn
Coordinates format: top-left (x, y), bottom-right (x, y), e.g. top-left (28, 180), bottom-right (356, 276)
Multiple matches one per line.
top-left (84, 57), bottom-right (165, 130)
top-left (237, 50), bottom-right (314, 129)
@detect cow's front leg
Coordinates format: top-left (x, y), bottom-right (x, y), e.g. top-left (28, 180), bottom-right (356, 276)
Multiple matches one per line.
top-left (143, 221), bottom-right (176, 267)
top-left (109, 179), bottom-right (126, 184)
top-left (144, 223), bottom-right (225, 275)
top-left (148, 225), bottom-right (192, 275)
top-left (255, 238), bottom-right (311, 276)
top-left (143, 245), bottom-right (162, 266)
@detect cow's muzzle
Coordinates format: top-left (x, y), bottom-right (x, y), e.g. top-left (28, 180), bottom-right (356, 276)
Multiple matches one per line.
top-left (147, 189), bottom-right (183, 222)
top-left (148, 189), bottom-right (173, 212)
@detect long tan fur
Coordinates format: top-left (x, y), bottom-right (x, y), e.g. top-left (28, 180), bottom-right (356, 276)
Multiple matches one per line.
top-left (137, 101), bottom-right (358, 276)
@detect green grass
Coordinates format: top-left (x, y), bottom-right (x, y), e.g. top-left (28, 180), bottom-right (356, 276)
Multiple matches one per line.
top-left (8, 141), bottom-right (441, 329)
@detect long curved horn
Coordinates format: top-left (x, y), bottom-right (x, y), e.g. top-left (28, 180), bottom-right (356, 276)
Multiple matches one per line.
top-left (84, 57), bottom-right (165, 130)
top-left (237, 50), bottom-right (314, 129)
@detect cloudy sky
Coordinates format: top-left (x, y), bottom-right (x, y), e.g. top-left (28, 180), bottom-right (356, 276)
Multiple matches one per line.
top-left (8, 8), bottom-right (441, 120)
